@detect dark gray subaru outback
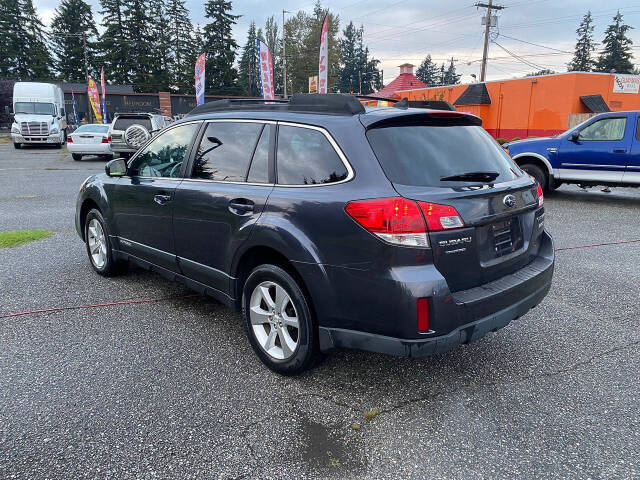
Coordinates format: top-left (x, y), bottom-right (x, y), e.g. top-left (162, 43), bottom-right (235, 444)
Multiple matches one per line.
top-left (75, 94), bottom-right (554, 374)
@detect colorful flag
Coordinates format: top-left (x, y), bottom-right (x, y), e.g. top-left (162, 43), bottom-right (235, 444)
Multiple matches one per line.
top-left (195, 53), bottom-right (206, 106)
top-left (318, 14), bottom-right (328, 94)
top-left (87, 77), bottom-right (103, 124)
top-left (71, 91), bottom-right (79, 126)
top-left (100, 67), bottom-right (108, 124)
top-left (257, 39), bottom-right (275, 100)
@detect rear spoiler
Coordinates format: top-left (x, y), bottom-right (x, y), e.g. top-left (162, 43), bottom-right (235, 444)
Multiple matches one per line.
top-left (361, 110), bottom-right (482, 130)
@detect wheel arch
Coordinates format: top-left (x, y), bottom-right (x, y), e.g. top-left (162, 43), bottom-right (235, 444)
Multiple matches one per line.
top-left (78, 198), bottom-right (101, 241)
top-left (512, 152), bottom-right (554, 177)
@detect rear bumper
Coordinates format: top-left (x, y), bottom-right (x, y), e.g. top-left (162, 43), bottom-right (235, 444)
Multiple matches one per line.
top-left (109, 142), bottom-right (135, 153)
top-left (67, 143), bottom-right (112, 155)
top-left (317, 231), bottom-right (554, 357)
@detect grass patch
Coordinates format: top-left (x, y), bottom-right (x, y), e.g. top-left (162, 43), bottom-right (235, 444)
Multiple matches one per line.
top-left (0, 136), bottom-right (11, 145)
top-left (363, 408), bottom-right (379, 421)
top-left (0, 230), bottom-right (53, 248)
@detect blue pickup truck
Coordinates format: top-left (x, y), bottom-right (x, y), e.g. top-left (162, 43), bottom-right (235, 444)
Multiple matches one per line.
top-left (504, 111), bottom-right (640, 191)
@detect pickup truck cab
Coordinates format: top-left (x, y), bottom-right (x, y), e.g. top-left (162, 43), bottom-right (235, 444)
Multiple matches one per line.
top-left (504, 111), bottom-right (640, 191)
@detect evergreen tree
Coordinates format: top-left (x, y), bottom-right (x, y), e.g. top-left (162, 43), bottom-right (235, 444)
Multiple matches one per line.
top-left (238, 22), bottom-right (260, 96)
top-left (7, 0), bottom-right (53, 78)
top-left (436, 64), bottom-right (446, 86)
top-left (50, 0), bottom-right (99, 81)
top-left (443, 57), bottom-right (461, 85)
top-left (596, 11), bottom-right (634, 73)
top-left (0, 0), bottom-right (25, 77)
top-left (416, 54), bottom-right (439, 86)
top-left (568, 11), bottom-right (596, 72)
top-left (336, 21), bottom-right (380, 94)
top-left (166, 0), bottom-right (194, 92)
top-left (202, 0), bottom-right (241, 95)
top-left (264, 15), bottom-right (283, 96)
top-left (148, 0), bottom-right (172, 91)
top-left (123, 0), bottom-right (155, 91)
top-left (184, 25), bottom-right (205, 94)
top-left (99, 0), bottom-right (130, 84)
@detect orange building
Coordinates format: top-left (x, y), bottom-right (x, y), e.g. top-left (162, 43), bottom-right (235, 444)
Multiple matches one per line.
top-left (391, 72), bottom-right (640, 140)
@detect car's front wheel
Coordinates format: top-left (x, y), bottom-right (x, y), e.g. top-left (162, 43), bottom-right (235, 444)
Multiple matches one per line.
top-left (84, 209), bottom-right (126, 276)
top-left (242, 265), bottom-right (317, 375)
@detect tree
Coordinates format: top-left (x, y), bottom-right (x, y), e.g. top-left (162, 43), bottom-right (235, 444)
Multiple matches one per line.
top-left (123, 0), bottom-right (155, 91)
top-left (50, 0), bottom-right (99, 81)
top-left (99, 0), bottom-right (130, 84)
top-left (264, 15), bottom-right (283, 96)
top-left (336, 21), bottom-right (381, 94)
top-left (202, 0), bottom-right (241, 95)
top-left (1, 0), bottom-right (53, 78)
top-left (166, 0), bottom-right (194, 92)
top-left (148, 0), bottom-right (172, 91)
top-left (285, 2), bottom-right (341, 94)
top-left (442, 57), bottom-right (461, 85)
top-left (596, 11), bottom-right (634, 74)
top-left (568, 11), bottom-right (596, 72)
top-left (238, 22), bottom-right (260, 96)
top-left (416, 54), bottom-right (439, 86)
top-left (184, 25), bottom-right (205, 94)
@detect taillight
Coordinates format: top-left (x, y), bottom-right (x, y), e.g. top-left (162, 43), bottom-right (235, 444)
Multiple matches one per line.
top-left (417, 202), bottom-right (464, 232)
top-left (67, 136), bottom-right (73, 143)
top-left (345, 197), bottom-right (428, 247)
top-left (107, 136), bottom-right (111, 143)
top-left (417, 298), bottom-right (429, 332)
top-left (536, 183), bottom-right (544, 208)
top-left (102, 137), bottom-right (108, 143)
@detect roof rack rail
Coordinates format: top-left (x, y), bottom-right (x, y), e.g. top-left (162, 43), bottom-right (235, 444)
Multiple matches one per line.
top-left (186, 93), bottom-right (365, 117)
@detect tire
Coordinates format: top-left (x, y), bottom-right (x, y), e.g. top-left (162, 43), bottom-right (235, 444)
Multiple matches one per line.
top-left (13, 142), bottom-right (21, 149)
top-left (72, 153), bottom-right (83, 161)
top-left (84, 208), bottom-right (127, 277)
top-left (520, 163), bottom-right (548, 192)
top-left (242, 264), bottom-right (317, 375)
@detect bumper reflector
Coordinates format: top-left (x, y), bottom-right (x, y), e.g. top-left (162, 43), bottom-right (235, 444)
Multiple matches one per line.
top-left (417, 298), bottom-right (430, 332)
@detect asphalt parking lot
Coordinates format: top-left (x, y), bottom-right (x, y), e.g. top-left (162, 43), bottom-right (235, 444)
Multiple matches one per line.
top-left (1, 142), bottom-right (640, 479)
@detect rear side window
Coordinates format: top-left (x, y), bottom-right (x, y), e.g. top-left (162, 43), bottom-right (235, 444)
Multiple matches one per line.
top-left (113, 116), bottom-right (152, 131)
top-left (276, 125), bottom-right (348, 185)
top-left (192, 122), bottom-right (264, 182)
top-left (366, 125), bottom-right (520, 187)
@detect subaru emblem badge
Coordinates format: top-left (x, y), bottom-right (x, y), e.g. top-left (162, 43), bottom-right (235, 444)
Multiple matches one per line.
top-left (503, 194), bottom-right (517, 208)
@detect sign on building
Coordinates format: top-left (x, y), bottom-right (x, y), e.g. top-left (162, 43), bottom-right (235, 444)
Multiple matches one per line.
top-left (309, 76), bottom-right (318, 94)
top-left (613, 74), bottom-right (640, 94)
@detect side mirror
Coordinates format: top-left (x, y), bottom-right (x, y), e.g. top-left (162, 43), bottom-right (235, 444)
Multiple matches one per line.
top-left (569, 131), bottom-right (580, 142)
top-left (105, 158), bottom-right (127, 177)
top-left (4, 105), bottom-right (11, 114)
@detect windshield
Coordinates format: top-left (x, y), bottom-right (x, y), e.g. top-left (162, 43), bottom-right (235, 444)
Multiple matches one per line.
top-left (14, 102), bottom-right (55, 115)
top-left (75, 124), bottom-right (109, 134)
top-left (367, 125), bottom-right (522, 187)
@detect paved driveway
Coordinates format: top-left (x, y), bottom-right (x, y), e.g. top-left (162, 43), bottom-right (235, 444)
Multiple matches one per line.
top-left (1, 144), bottom-right (639, 479)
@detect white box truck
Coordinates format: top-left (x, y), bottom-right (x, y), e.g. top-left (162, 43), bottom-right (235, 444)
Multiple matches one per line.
top-left (10, 82), bottom-right (67, 149)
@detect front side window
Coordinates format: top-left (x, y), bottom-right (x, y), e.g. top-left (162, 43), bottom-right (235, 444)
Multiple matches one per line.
top-left (192, 122), bottom-right (264, 182)
top-left (128, 122), bottom-right (199, 178)
top-left (578, 117), bottom-right (626, 141)
top-left (276, 125), bottom-right (348, 185)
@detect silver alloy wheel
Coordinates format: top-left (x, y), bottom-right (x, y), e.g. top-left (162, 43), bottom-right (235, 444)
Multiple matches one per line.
top-left (87, 218), bottom-right (107, 269)
top-left (249, 281), bottom-right (300, 360)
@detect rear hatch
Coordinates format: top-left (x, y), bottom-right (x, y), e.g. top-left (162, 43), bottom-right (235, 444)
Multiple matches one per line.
top-left (365, 112), bottom-right (545, 292)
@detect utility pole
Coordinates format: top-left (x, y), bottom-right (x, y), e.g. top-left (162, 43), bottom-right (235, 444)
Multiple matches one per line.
top-left (282, 10), bottom-right (289, 99)
top-left (358, 71), bottom-right (362, 94)
top-left (476, 0), bottom-right (505, 82)
top-left (82, 33), bottom-right (92, 123)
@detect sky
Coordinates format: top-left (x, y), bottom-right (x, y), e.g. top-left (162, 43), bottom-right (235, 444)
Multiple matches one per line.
top-left (34, 0), bottom-right (640, 86)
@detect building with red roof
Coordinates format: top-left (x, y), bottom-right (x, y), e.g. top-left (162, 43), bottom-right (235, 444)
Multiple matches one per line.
top-left (371, 64), bottom-right (427, 98)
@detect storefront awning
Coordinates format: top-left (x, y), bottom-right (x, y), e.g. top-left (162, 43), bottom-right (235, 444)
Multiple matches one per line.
top-left (454, 83), bottom-right (492, 105)
top-left (580, 94), bottom-right (610, 113)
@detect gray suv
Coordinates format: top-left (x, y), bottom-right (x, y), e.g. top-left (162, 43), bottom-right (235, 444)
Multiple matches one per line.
top-left (107, 112), bottom-right (170, 157)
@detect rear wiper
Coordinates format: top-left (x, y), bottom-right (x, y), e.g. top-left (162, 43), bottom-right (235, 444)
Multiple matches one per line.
top-left (440, 171), bottom-right (500, 182)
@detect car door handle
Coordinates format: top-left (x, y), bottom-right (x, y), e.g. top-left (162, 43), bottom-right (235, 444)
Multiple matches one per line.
top-left (154, 194), bottom-right (172, 205)
top-left (613, 148), bottom-right (627, 153)
top-left (228, 198), bottom-right (254, 215)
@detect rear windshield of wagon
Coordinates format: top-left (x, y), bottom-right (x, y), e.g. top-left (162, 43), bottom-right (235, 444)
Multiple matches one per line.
top-left (113, 116), bottom-right (152, 131)
top-left (366, 125), bottom-right (522, 187)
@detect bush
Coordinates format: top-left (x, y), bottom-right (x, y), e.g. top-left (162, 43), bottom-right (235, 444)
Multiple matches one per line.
top-left (510, 137), bottom-right (521, 142)
top-left (496, 138), bottom-right (507, 145)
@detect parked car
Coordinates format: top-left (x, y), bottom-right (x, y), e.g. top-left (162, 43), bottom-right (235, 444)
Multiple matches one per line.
top-left (504, 111), bottom-right (640, 191)
top-left (67, 124), bottom-right (112, 161)
top-left (75, 94), bottom-right (554, 374)
top-left (10, 82), bottom-right (67, 149)
top-left (107, 112), bottom-right (169, 157)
